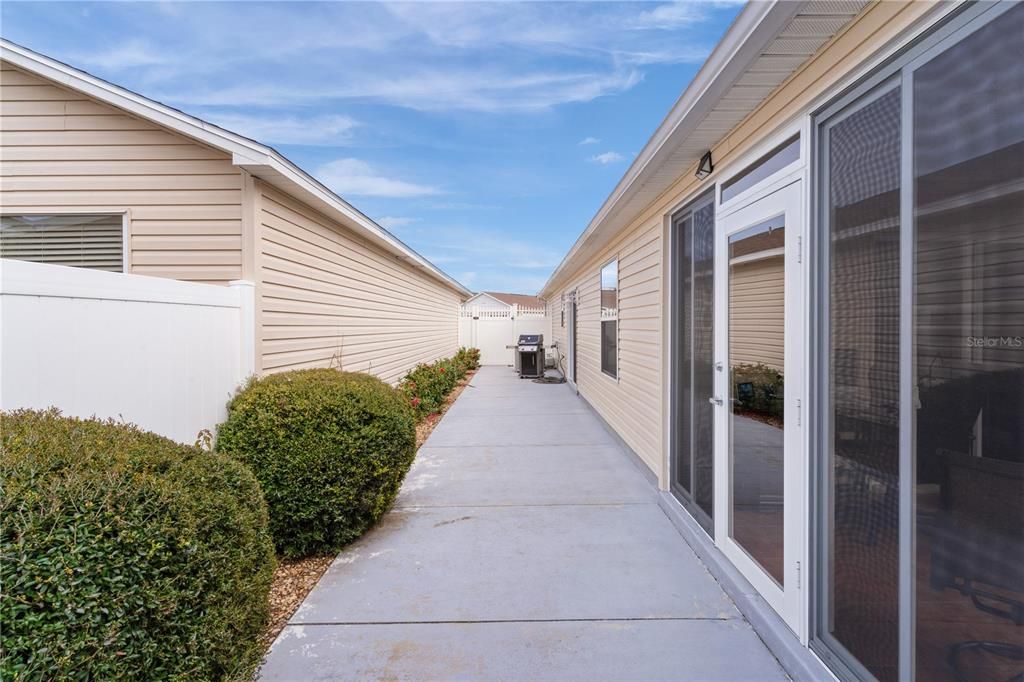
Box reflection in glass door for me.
[670,193,716,535]
[911,6,1024,680]
[716,179,804,633]
[728,215,787,586]
[820,83,903,682]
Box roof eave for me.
[539,0,804,297]
[0,39,472,299]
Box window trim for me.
[0,210,129,273]
[719,133,801,206]
[599,256,619,380]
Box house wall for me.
[544,1,936,484]
[729,255,784,371]
[256,183,461,383]
[548,295,568,374]
[0,62,245,285]
[553,223,663,474]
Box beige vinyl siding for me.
[0,62,243,284]
[730,255,784,370]
[558,222,664,474]
[545,2,937,484]
[257,184,460,383]
[548,295,568,375]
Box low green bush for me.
[454,347,481,373]
[0,409,275,681]
[216,369,416,559]
[399,349,478,420]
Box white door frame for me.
[565,291,577,389]
[713,177,806,635]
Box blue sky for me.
[2,1,742,294]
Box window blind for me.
[0,214,124,271]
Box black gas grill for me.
[516,334,545,379]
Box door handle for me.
[709,396,724,406]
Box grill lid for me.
[517,334,543,346]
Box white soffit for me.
[541,0,867,296]
[0,39,472,298]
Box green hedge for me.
[216,369,416,559]
[0,409,275,681]
[454,347,481,373]
[400,348,479,420]
[732,363,784,420]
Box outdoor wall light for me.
[695,151,714,180]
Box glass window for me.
[670,195,716,533]
[600,259,618,378]
[0,214,124,272]
[912,5,1024,680]
[721,135,800,204]
[824,86,902,682]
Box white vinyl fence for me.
[459,304,550,366]
[0,259,255,444]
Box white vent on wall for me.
[0,214,124,272]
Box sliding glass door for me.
[815,3,1023,679]
[819,81,903,682]
[670,193,716,535]
[911,6,1024,680]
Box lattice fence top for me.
[460,304,547,318]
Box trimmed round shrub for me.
[0,409,275,681]
[216,369,417,559]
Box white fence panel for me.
[458,304,551,366]
[0,259,254,444]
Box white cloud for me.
[589,151,625,165]
[315,159,441,198]
[633,3,706,30]
[201,113,357,146]
[159,68,643,113]
[426,201,501,211]
[578,136,600,146]
[76,40,167,70]
[377,216,418,230]
[63,1,720,115]
[402,224,562,270]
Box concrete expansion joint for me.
[288,616,739,627]
[393,502,656,510]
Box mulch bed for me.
[260,369,478,649]
[415,369,476,448]
[260,555,334,648]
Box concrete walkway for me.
[259,367,788,681]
